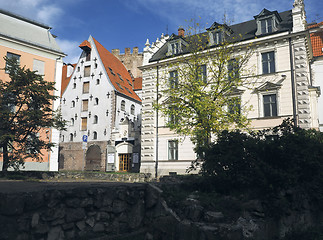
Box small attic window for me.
[125,87,132,94]
[116,82,124,90]
[126,79,132,86]
[85,51,91,61]
[108,67,115,76]
[117,73,124,81]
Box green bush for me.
[200,119,323,202]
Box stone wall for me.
[0,182,165,240]
[111,48,143,79]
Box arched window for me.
[69,133,73,142]
[121,100,125,111]
[96,79,100,85]
[94,98,99,105]
[93,131,97,140]
[93,115,98,124]
[70,118,74,126]
[131,104,135,115]
[71,100,75,108]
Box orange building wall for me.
[0,45,57,164]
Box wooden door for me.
[119,154,131,172]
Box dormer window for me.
[254,9,282,36]
[261,18,273,34]
[213,32,223,45]
[166,34,188,56]
[171,42,179,54]
[207,22,233,46]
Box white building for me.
[309,22,323,131]
[59,36,141,172]
[139,0,320,176]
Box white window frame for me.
[168,140,178,161]
[258,90,280,118]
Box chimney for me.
[178,27,185,37]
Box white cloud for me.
[37,5,63,26]
[0,0,63,27]
[56,39,81,64]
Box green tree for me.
[0,58,66,171]
[157,22,254,162]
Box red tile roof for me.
[92,37,141,102]
[134,77,142,90]
[61,64,75,97]
[79,40,91,50]
[309,22,323,58]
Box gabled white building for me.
[309,21,323,131]
[139,0,320,176]
[59,36,141,172]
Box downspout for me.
[289,34,298,127]
[155,63,159,179]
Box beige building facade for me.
[139,0,320,176]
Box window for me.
[70,118,74,126]
[94,98,99,105]
[197,65,207,83]
[169,71,178,89]
[33,59,45,75]
[82,99,89,111]
[93,131,98,140]
[131,104,135,115]
[73,83,76,89]
[84,66,91,77]
[85,51,91,61]
[69,133,74,142]
[94,63,98,69]
[213,31,223,45]
[77,66,80,72]
[168,107,178,125]
[168,140,178,160]
[261,18,273,34]
[171,42,180,54]
[6,52,20,73]
[96,79,100,85]
[262,52,275,74]
[263,94,277,117]
[228,59,239,81]
[83,82,90,93]
[93,115,98,124]
[121,100,125,111]
[81,117,87,131]
[228,97,241,115]
[71,101,75,108]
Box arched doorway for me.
[85,145,101,171]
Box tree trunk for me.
[2,142,9,172]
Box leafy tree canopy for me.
[156,22,255,157]
[0,58,66,171]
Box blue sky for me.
[1,0,322,63]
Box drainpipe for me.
[289,34,297,127]
[155,63,159,179]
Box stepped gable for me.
[92,37,141,102]
[309,21,323,57]
[61,63,76,97]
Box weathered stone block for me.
[66,208,86,222]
